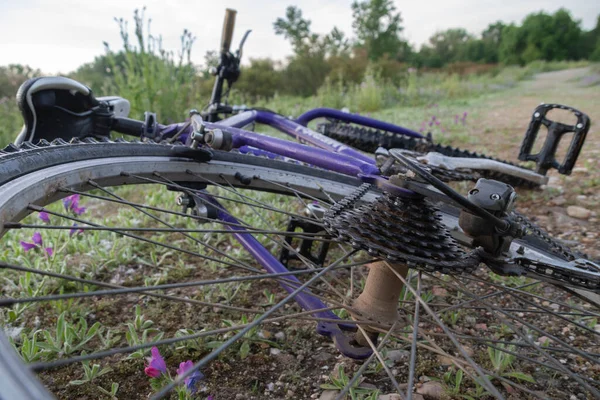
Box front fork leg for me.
[351,261,409,346]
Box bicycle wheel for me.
[319,121,540,188]
[0,140,597,400]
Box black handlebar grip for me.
[111,117,144,137]
[220,9,237,54]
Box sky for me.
[0,0,598,74]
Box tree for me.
[0,64,41,98]
[235,58,282,99]
[479,22,506,63]
[427,28,473,63]
[351,0,406,61]
[323,27,351,57]
[273,6,312,54]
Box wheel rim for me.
[0,154,598,399]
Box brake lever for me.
[236,30,252,61]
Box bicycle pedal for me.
[279,204,330,269]
[518,104,590,175]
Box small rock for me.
[464,316,476,326]
[379,394,405,400]
[436,355,454,366]
[267,382,275,391]
[275,331,286,341]
[270,348,282,356]
[567,206,591,220]
[463,346,475,357]
[550,196,567,206]
[286,390,295,397]
[259,330,273,339]
[314,352,334,363]
[594,324,600,333]
[538,336,551,345]
[4,326,23,341]
[432,286,448,297]
[572,167,588,174]
[319,390,338,400]
[416,380,444,400]
[387,349,410,363]
[475,323,487,331]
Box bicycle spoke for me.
[150,249,357,399]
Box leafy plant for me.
[125,305,164,358]
[37,312,102,358]
[487,345,535,388]
[321,365,380,399]
[69,356,113,385]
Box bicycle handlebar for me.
[220,8,237,54]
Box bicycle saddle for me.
[15,76,130,145]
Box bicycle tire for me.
[0,140,598,399]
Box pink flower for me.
[144,347,167,378]
[177,360,204,393]
[144,366,161,378]
[20,232,53,257]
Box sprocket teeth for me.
[324,193,480,273]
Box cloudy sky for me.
[0,0,598,74]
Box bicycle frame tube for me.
[205,121,380,176]
[295,107,425,139]
[198,194,372,359]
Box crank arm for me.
[418,152,548,186]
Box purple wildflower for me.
[32,232,43,246]
[69,224,84,237]
[177,360,204,394]
[20,232,53,257]
[63,194,86,215]
[20,241,37,251]
[144,347,167,378]
[38,212,50,223]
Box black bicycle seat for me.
[15,76,130,145]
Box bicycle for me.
[1,8,598,400]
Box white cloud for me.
[0,0,597,73]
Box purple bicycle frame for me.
[157,108,420,358]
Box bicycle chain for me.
[513,211,580,261]
[382,150,477,183]
[319,122,539,188]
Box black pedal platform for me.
[518,104,590,175]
